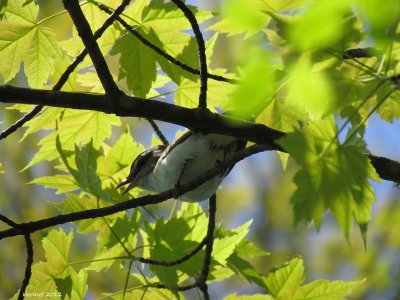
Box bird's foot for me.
[173,183,182,199]
[215,160,226,177]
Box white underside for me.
[137,133,238,202]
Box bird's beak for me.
[116,177,138,195]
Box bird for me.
[116,130,246,202]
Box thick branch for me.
[0,85,399,183]
[0,85,284,146]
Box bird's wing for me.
[160,130,193,160]
[225,138,247,176]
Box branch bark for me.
[0,85,399,184]
[0,145,270,240]
[62,0,123,98]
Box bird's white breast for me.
[148,133,238,202]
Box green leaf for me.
[226,48,275,118]
[265,0,308,11]
[140,203,226,288]
[56,138,114,202]
[257,97,307,132]
[228,254,268,289]
[0,162,4,173]
[287,55,335,119]
[11,263,58,299]
[31,174,78,194]
[294,278,365,300]
[24,109,120,169]
[0,0,7,19]
[141,0,213,33]
[264,257,363,300]
[288,0,351,51]
[213,220,252,265]
[87,211,139,272]
[111,30,157,97]
[208,0,271,38]
[97,127,145,187]
[354,0,400,47]
[57,268,88,300]
[52,194,121,235]
[173,33,237,108]
[235,240,270,258]
[23,131,60,170]
[224,293,273,300]
[376,93,400,123]
[278,117,380,239]
[57,109,121,150]
[147,216,195,288]
[21,108,64,141]
[130,0,213,83]
[265,257,305,299]
[0,0,61,87]
[85,243,127,272]
[174,74,236,109]
[42,228,73,278]
[110,288,181,300]
[59,0,119,64]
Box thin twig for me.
[18,234,33,300]
[0,213,20,228]
[196,194,216,300]
[170,0,208,108]
[0,106,44,141]
[343,47,378,59]
[94,1,235,83]
[146,118,169,145]
[137,231,207,266]
[148,194,216,299]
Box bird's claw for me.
[173,184,182,199]
[215,160,226,177]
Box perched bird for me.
[116,130,246,202]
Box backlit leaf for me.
[278,117,380,239]
[0,0,61,87]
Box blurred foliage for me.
[0,0,399,299]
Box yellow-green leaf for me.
[0,0,61,87]
[278,117,380,240]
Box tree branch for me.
[145,195,216,299]
[0,145,269,240]
[0,85,399,184]
[137,236,206,266]
[0,85,283,144]
[18,234,33,300]
[62,0,123,98]
[0,0,131,141]
[343,47,378,59]
[170,0,208,109]
[94,1,234,83]
[197,194,216,300]
[0,213,20,228]
[146,118,169,146]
